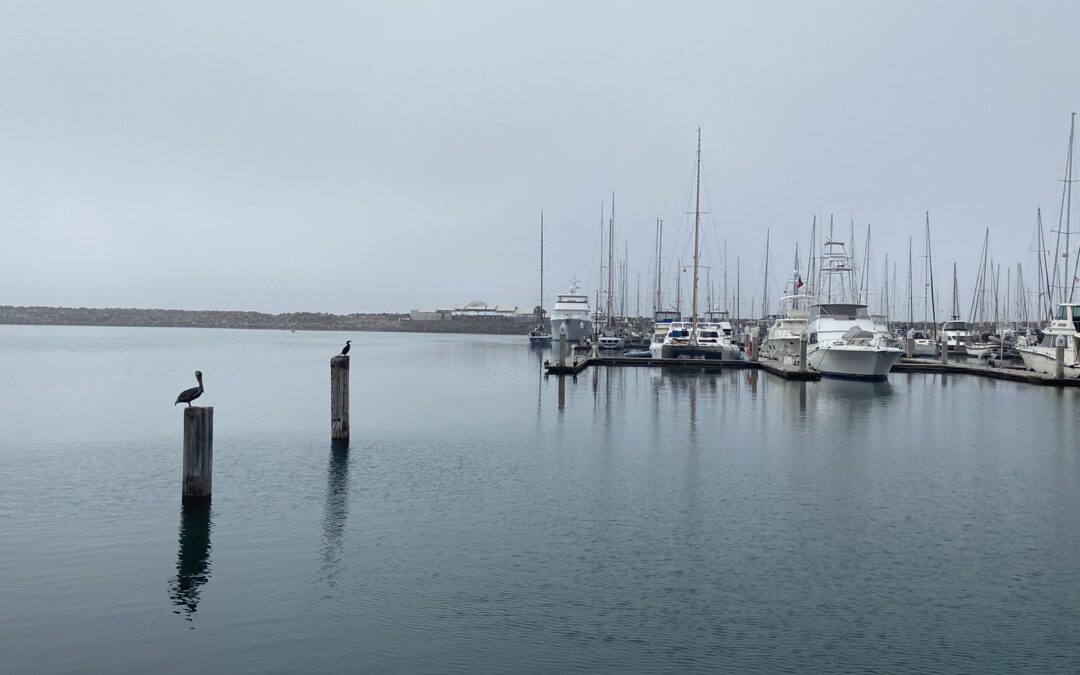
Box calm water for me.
[2,325,1079,673]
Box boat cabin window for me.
[943,321,968,331]
[815,304,867,319]
[1054,305,1080,321]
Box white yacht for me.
[940,319,972,353]
[761,280,814,364]
[805,239,902,380]
[549,280,594,343]
[1017,303,1080,376]
[910,330,938,357]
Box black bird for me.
[340,340,351,356]
[174,371,205,407]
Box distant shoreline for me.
[0,306,539,335]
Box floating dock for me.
[545,354,1080,387]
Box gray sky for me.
[2,1,1078,318]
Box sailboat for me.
[598,196,626,350]
[650,129,740,361]
[528,211,553,345]
[940,262,971,352]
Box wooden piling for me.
[331,355,350,441]
[749,335,758,363]
[558,328,567,368]
[940,336,949,364]
[1055,339,1065,380]
[906,329,914,359]
[182,406,213,501]
[799,335,808,372]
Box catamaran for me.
[650,129,740,361]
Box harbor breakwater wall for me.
[0,306,541,335]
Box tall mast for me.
[951,262,960,321]
[736,257,741,325]
[926,212,938,333]
[723,238,729,314]
[762,229,770,318]
[655,218,663,316]
[607,193,615,329]
[907,236,914,325]
[1064,112,1076,302]
[690,127,702,344]
[539,211,545,320]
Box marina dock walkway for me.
[545,354,1080,387]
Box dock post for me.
[940,335,949,365]
[1055,335,1066,379]
[749,335,758,363]
[591,340,598,358]
[799,334,807,372]
[182,406,213,501]
[906,328,914,359]
[558,325,567,368]
[331,355,350,441]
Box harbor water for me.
[2,325,1079,673]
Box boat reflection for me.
[169,500,212,623]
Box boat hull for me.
[807,346,902,381]
[1017,346,1080,377]
[654,343,741,361]
[550,317,593,343]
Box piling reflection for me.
[321,440,351,587]
[557,375,566,411]
[169,500,212,623]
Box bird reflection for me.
[169,500,212,624]
[321,440,350,587]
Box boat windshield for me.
[1054,305,1080,321]
[943,321,968,331]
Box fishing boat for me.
[805,238,902,380]
[528,211,553,346]
[1017,303,1080,376]
[761,271,814,364]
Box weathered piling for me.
[940,336,949,365]
[558,327,567,368]
[799,335,808,372]
[1055,336,1066,380]
[749,335,758,363]
[906,329,915,359]
[331,355,350,441]
[182,406,213,501]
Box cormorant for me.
[341,340,351,356]
[174,371,204,407]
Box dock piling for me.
[940,336,949,365]
[182,406,213,501]
[331,355,350,441]
[558,326,567,368]
[749,335,758,363]
[1055,336,1066,380]
[906,329,914,359]
[799,334,808,372]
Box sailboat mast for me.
[607,193,615,329]
[762,229,770,318]
[690,127,702,344]
[655,218,663,316]
[907,237,914,325]
[539,211,544,320]
[926,212,937,334]
[952,262,960,320]
[1064,112,1076,302]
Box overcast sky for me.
[2,1,1079,317]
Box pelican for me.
[174,371,204,407]
[340,340,351,356]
